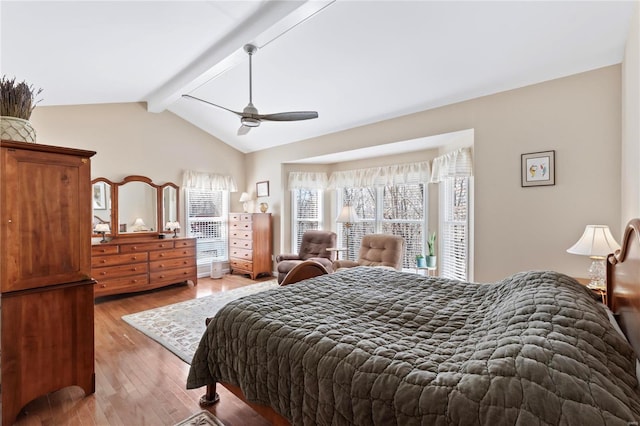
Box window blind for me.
[440,177,469,281]
[292,189,323,253]
[185,188,229,277]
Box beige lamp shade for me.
[94,223,110,233]
[567,225,620,259]
[336,205,359,223]
[239,192,251,202]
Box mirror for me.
[92,175,179,238]
[91,178,114,236]
[162,183,179,228]
[117,177,158,234]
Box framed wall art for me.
[521,150,555,187]
[256,180,270,197]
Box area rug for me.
[122,280,279,363]
[174,410,225,426]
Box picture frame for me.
[92,181,107,209]
[256,180,270,197]
[521,150,555,187]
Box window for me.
[440,177,469,281]
[340,183,426,268]
[292,189,323,252]
[185,188,229,277]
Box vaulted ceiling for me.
[1,1,635,153]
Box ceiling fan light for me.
[241,117,261,127]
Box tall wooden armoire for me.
[0,140,96,426]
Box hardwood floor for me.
[11,275,277,426]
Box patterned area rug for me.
[174,410,225,426]
[122,280,279,363]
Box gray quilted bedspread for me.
[187,268,640,425]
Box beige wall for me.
[29,102,246,229]
[622,1,640,227]
[27,66,625,283]
[248,66,622,282]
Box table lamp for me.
[94,223,110,243]
[166,221,181,238]
[567,225,620,290]
[239,192,251,213]
[336,205,359,260]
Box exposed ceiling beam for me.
[146,0,334,113]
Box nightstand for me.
[575,277,607,305]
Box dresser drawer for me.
[148,247,196,261]
[230,258,252,272]
[150,267,197,285]
[230,238,253,250]
[229,221,252,232]
[229,247,252,261]
[120,241,174,253]
[230,230,252,240]
[94,274,149,297]
[149,257,194,272]
[93,263,149,280]
[91,252,148,268]
[174,238,196,248]
[91,245,119,256]
[229,213,253,222]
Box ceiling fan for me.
[183,44,319,136]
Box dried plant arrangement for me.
[0,76,43,120]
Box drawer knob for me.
[160,253,165,257]
[100,259,107,264]
[100,272,106,275]
[160,275,165,278]
[100,284,106,288]
[132,246,137,250]
[132,279,138,283]
[132,267,137,271]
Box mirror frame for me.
[92,175,180,238]
[91,177,115,237]
[160,182,180,228]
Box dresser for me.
[91,237,197,297]
[229,213,272,279]
[1,140,96,426]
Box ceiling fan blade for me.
[259,111,319,122]
[182,94,242,117]
[237,124,251,136]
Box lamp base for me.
[99,232,108,243]
[586,257,606,290]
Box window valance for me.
[182,170,238,191]
[430,147,473,183]
[328,161,431,189]
[288,172,329,190]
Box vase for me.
[259,202,268,213]
[416,257,426,268]
[0,116,36,143]
[426,255,437,268]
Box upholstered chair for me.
[276,230,337,284]
[333,234,405,271]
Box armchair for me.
[276,230,337,283]
[333,234,404,271]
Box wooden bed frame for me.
[607,218,640,358]
[199,220,640,425]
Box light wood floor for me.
[13,275,277,426]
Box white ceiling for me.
[1,1,635,154]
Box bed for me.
[187,219,640,425]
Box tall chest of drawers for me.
[229,213,272,279]
[91,237,197,297]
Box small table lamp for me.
[239,192,251,213]
[567,225,620,290]
[94,223,110,243]
[132,217,147,232]
[336,205,359,260]
[166,221,181,238]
